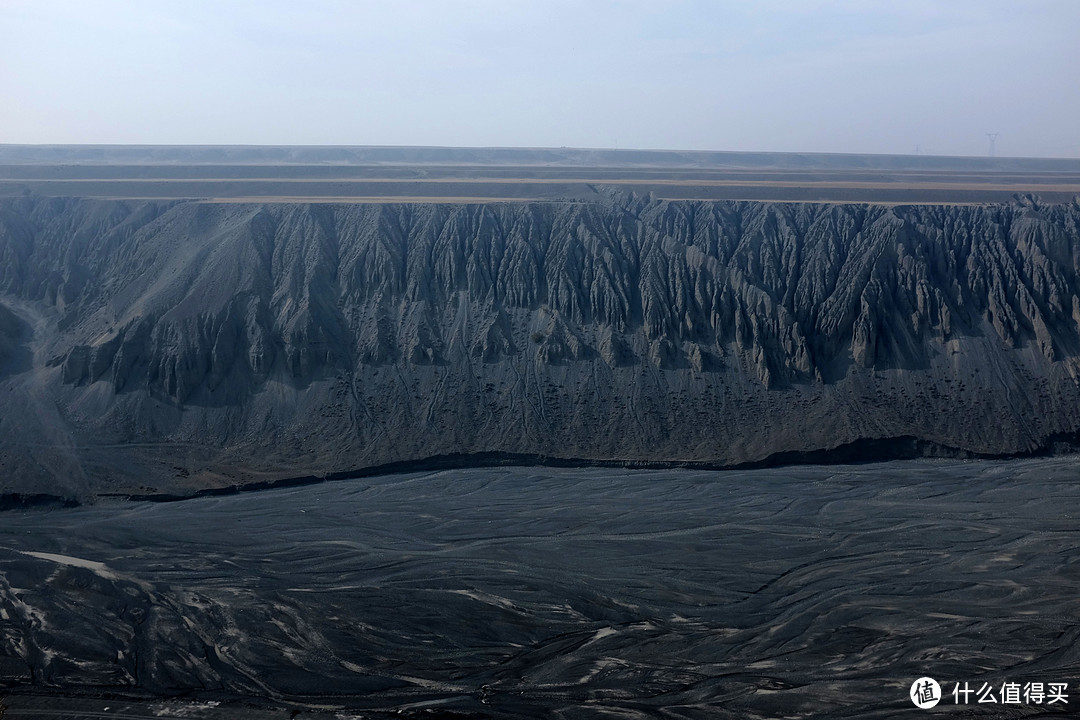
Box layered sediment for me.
[2,193,1080,499]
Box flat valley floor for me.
[3,146,1080,204]
[2,458,1080,718]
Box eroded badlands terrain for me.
[2,189,1080,499]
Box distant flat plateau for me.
[2,145,1079,204]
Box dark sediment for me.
[2,458,1079,718]
[3,193,1080,499]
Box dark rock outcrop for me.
[2,194,1080,499]
[0,302,30,377]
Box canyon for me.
[1,173,1080,499]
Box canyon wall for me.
[2,194,1080,499]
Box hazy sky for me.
[2,0,1078,157]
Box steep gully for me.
[1,192,1080,500]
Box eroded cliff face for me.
[2,194,1080,498]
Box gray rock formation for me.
[2,194,1080,499]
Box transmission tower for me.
[986,133,999,157]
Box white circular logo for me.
[910,677,941,708]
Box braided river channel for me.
[2,458,1080,718]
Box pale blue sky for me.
[2,0,1078,157]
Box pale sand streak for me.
[20,550,121,581]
